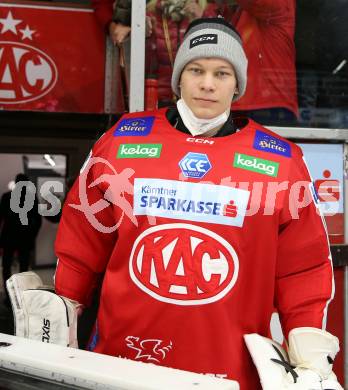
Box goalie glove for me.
[244,327,343,390]
[6,271,82,348]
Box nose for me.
[199,73,216,92]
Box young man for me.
[53,18,341,389]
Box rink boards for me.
[0,333,239,390]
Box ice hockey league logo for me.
[0,11,58,104]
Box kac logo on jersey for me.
[179,152,212,179]
[253,130,291,157]
[129,223,239,305]
[113,116,154,137]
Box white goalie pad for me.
[6,271,79,348]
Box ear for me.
[234,87,239,95]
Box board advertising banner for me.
[0,2,105,113]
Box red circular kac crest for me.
[129,223,239,305]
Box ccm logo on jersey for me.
[190,34,218,48]
[134,178,250,227]
[129,223,239,305]
[186,137,214,145]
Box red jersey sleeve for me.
[54,138,119,306]
[274,146,334,338]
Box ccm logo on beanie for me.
[190,34,218,48]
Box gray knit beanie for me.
[171,17,248,102]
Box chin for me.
[192,107,218,120]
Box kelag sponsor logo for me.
[134,178,250,227]
[253,130,291,157]
[117,143,162,158]
[129,223,239,305]
[233,153,279,177]
[113,117,154,137]
[179,152,212,179]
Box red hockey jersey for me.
[55,108,333,389]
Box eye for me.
[216,71,230,78]
[188,67,202,75]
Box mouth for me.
[194,98,217,103]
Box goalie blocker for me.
[244,327,343,390]
[6,271,81,348]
